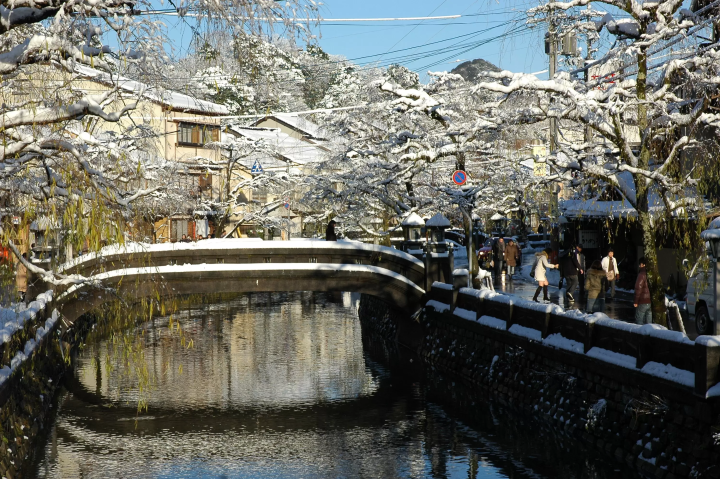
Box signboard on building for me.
[533,161,549,177]
[532,145,548,177]
[579,230,600,249]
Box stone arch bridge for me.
[50,240,425,322]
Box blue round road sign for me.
[284,202,290,209]
[452,170,467,185]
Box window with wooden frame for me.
[177,122,220,146]
[198,172,213,197]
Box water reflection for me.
[32,292,638,479]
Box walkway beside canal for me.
[485,252,698,338]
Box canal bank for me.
[29,292,641,478]
[358,290,720,479]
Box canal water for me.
[31,292,639,478]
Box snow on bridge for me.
[51,239,426,321]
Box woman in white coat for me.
[533,248,559,302]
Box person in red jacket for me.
[634,257,652,324]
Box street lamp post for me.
[701,218,720,335]
[370,218,383,245]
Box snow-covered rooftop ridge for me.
[260,114,327,139]
[229,126,328,166]
[75,65,229,115]
[426,213,451,228]
[59,239,424,272]
[401,212,425,226]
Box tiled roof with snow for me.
[229,126,328,167]
[75,65,229,115]
[256,114,328,139]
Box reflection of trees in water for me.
[34,292,639,479]
[76,292,377,410]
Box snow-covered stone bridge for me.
[50,240,425,322]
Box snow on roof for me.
[258,114,327,139]
[75,65,229,115]
[490,213,507,221]
[426,213,451,228]
[401,212,425,226]
[560,198,637,219]
[229,126,327,167]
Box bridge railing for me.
[55,240,425,289]
[426,283,720,399]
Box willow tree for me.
[466,0,720,323]
[0,0,318,286]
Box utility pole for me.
[548,4,558,153]
[584,5,593,153]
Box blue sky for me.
[157,0,549,81]
[312,0,548,79]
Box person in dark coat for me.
[634,257,652,324]
[325,220,337,241]
[577,245,586,300]
[492,238,505,283]
[560,245,584,303]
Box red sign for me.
[452,170,468,186]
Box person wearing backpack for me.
[585,260,606,313]
[532,248,558,302]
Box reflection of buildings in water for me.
[77,292,378,410]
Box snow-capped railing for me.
[34,239,426,303]
[0,292,59,394]
[425,284,720,398]
[56,239,423,285]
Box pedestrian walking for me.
[634,257,652,324]
[585,260,606,313]
[325,220,337,241]
[504,239,520,277]
[561,245,584,303]
[577,245,586,301]
[601,249,620,299]
[531,248,558,302]
[492,237,506,283]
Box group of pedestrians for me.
[530,245,652,325]
[491,237,520,282]
[179,234,212,242]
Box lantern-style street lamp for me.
[700,217,720,335]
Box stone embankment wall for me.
[360,285,720,479]
[0,295,94,479]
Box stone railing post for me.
[584,317,596,354]
[424,242,431,292]
[695,336,720,396]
